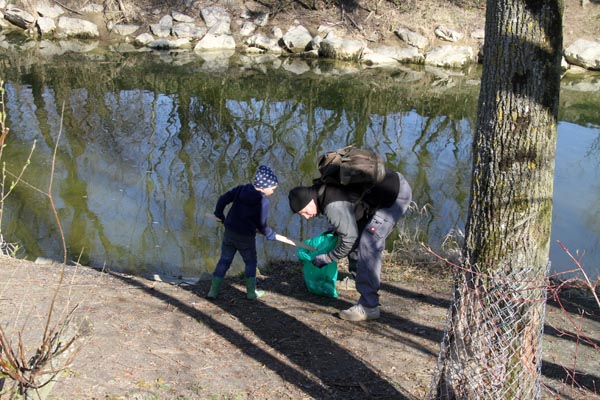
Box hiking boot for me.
[336,276,356,291]
[339,304,380,321]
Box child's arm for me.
[257,197,275,239]
[214,186,238,221]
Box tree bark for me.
[433,1,563,399]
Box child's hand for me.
[266,231,276,240]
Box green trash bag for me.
[297,232,338,298]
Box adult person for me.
[288,168,412,321]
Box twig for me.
[345,13,364,33]
[52,0,83,15]
[117,0,129,23]
[558,240,600,308]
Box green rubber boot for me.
[245,277,265,300]
[206,277,223,299]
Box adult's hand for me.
[311,253,331,268]
[323,227,336,235]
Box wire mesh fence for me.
[429,265,550,399]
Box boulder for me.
[172,23,206,39]
[36,2,65,18]
[434,25,463,42]
[57,17,99,39]
[194,33,236,52]
[564,39,600,70]
[246,33,282,53]
[425,45,474,68]
[395,27,429,50]
[4,7,35,30]
[201,6,230,28]
[282,25,313,53]
[319,34,365,62]
[36,16,56,36]
[362,45,424,65]
[113,24,140,37]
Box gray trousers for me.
[355,172,412,308]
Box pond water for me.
[1,49,599,280]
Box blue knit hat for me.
[253,165,278,189]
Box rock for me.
[319,34,366,62]
[36,2,65,18]
[564,39,600,70]
[255,12,269,27]
[150,15,173,38]
[395,27,429,50]
[362,45,424,65]
[240,21,257,37]
[425,45,474,68]
[246,33,282,53]
[194,33,236,51]
[201,6,230,28]
[307,35,322,51]
[272,26,283,39]
[172,22,206,39]
[172,11,195,23]
[434,25,463,42]
[37,16,56,36]
[113,24,140,37]
[4,7,35,30]
[207,19,231,36]
[282,24,313,53]
[135,32,155,46]
[57,17,100,39]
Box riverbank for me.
[1,0,599,72]
[1,256,598,399]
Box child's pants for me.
[213,228,258,278]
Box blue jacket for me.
[214,183,273,238]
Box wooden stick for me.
[274,234,316,251]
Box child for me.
[207,165,278,300]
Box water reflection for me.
[1,51,599,279]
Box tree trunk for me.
[433,1,563,399]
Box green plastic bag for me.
[297,232,338,298]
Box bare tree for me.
[432,1,563,399]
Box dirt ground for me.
[0,256,598,400]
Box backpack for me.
[313,145,386,187]
[313,145,386,219]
